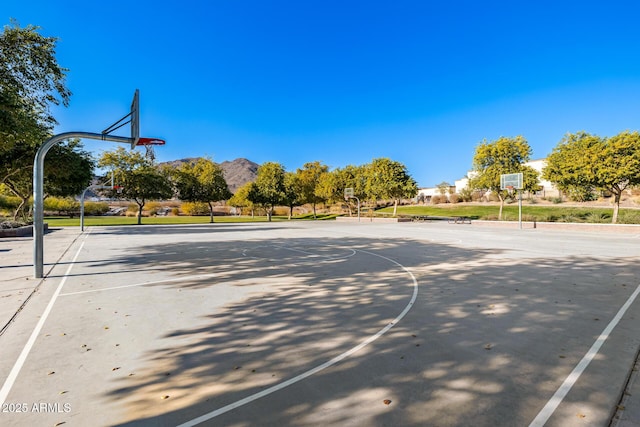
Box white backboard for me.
[500,173,523,190]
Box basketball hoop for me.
[136,137,165,162]
[136,137,166,146]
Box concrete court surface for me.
[0,221,639,427]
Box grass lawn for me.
[377,204,640,224]
[44,213,338,227]
[31,205,640,227]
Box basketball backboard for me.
[344,187,354,199]
[500,173,523,190]
[130,89,140,149]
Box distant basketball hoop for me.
[500,173,523,229]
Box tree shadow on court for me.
[86,223,287,236]
[77,232,640,427]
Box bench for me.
[447,216,471,224]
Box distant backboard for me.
[344,187,354,198]
[130,89,140,149]
[500,173,523,190]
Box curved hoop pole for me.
[33,132,133,278]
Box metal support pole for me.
[347,196,360,222]
[80,187,89,232]
[34,132,133,278]
[519,190,523,229]
[80,184,112,231]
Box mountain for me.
[218,158,259,193]
[160,157,258,193]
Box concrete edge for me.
[335,216,413,223]
[471,220,640,233]
[0,223,48,238]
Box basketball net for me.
[143,145,156,163]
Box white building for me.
[417,159,560,201]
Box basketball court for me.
[1,221,640,426]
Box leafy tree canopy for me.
[0,21,70,153]
[470,136,533,220]
[248,161,286,221]
[365,158,418,216]
[172,158,231,222]
[297,161,329,218]
[543,131,640,223]
[98,147,172,224]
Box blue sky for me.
[4,1,640,187]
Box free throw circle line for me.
[177,248,419,427]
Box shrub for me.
[552,197,564,204]
[170,208,180,216]
[560,214,577,223]
[44,197,79,215]
[431,195,444,204]
[471,191,484,202]
[181,201,210,216]
[488,192,500,202]
[83,201,109,215]
[0,195,20,210]
[145,201,162,216]
[449,194,461,204]
[457,188,473,202]
[618,210,640,224]
[586,211,610,223]
[273,207,289,216]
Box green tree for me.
[316,164,367,217]
[2,139,93,220]
[543,132,599,203]
[470,136,534,220]
[0,21,74,219]
[228,181,255,217]
[173,158,231,223]
[437,181,452,198]
[283,171,303,219]
[596,131,640,222]
[44,139,94,197]
[247,162,286,221]
[297,161,329,218]
[365,158,418,216]
[0,21,70,155]
[98,147,173,224]
[544,131,640,223]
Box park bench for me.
[447,216,471,224]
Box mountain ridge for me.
[159,157,258,193]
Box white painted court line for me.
[241,245,357,262]
[529,284,640,427]
[59,272,225,297]
[60,247,356,297]
[0,231,89,407]
[177,249,418,427]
